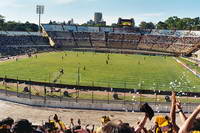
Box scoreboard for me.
[118,18,135,27]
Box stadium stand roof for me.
[42,24,200,37]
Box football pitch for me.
[0,51,199,92]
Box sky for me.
[0,0,200,26]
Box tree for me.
[180,17,193,30]
[111,23,118,27]
[131,18,135,27]
[0,14,5,30]
[160,16,200,30]
[3,21,38,32]
[164,16,180,30]
[139,21,155,29]
[156,21,168,29]
[139,21,147,29]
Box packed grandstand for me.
[1,24,200,56]
[0,31,50,56]
[43,24,200,55]
[42,24,200,56]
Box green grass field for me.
[0,51,200,92]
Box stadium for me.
[0,22,200,132]
[1,1,200,133]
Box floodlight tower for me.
[36,5,44,32]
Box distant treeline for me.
[83,16,200,31]
[0,15,38,32]
[1,14,200,31]
[139,16,200,30]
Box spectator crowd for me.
[0,92,200,133]
[0,34,50,56]
[0,29,199,56]
[46,30,200,55]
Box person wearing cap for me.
[153,92,180,133]
[101,116,111,126]
[53,114,67,131]
[95,116,111,133]
[154,115,173,133]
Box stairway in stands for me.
[186,43,200,56]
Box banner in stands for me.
[63,25,77,32]
[113,27,124,33]
[175,30,189,37]
[190,31,200,36]
[88,27,99,32]
[123,28,136,33]
[7,31,30,36]
[77,26,88,32]
[42,24,52,31]
[53,25,63,31]
[100,27,113,32]
[0,31,8,35]
[29,32,41,36]
[150,29,200,37]
[42,24,63,31]
[151,29,175,36]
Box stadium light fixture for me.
[36,5,44,32]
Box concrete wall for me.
[0,92,197,113]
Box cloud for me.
[0,0,25,8]
[142,13,164,17]
[134,13,165,24]
[87,0,97,2]
[0,0,16,7]
[50,0,96,5]
[51,0,77,4]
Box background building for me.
[94,12,106,26]
[94,12,102,24]
[86,20,95,25]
